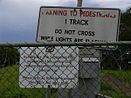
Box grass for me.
[101,81,131,98]
[103,70,131,84]
[0,65,131,98]
[0,65,47,98]
[101,70,131,98]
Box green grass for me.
[101,70,131,98]
[0,65,131,98]
[103,70,131,84]
[101,81,130,98]
[0,65,47,98]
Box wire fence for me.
[0,42,131,98]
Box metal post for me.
[76,0,100,98]
[77,0,83,7]
[58,1,83,97]
[46,85,51,98]
[58,0,100,98]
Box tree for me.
[0,47,19,67]
[119,7,131,41]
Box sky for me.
[0,0,131,42]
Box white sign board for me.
[19,47,79,88]
[36,6,120,43]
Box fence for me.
[0,42,131,98]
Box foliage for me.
[101,45,131,70]
[102,8,131,70]
[119,9,131,41]
[0,47,19,67]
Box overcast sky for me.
[0,0,131,42]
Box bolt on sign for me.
[36,6,120,43]
[19,47,79,88]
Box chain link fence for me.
[0,42,131,98]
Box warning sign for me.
[19,47,79,88]
[36,6,120,43]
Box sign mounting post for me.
[76,0,101,98]
[77,0,83,7]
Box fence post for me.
[46,85,51,98]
